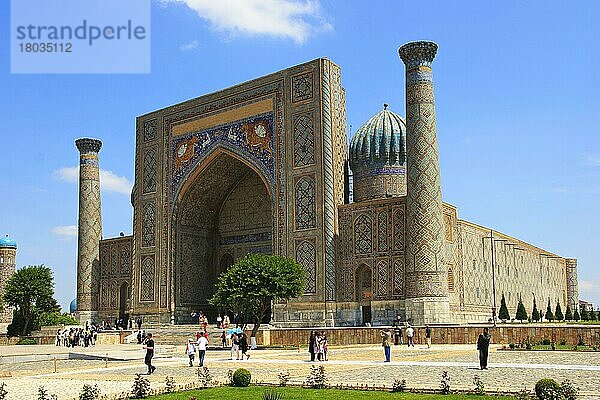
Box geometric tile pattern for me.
[399,42,447,299]
[142,200,156,248]
[377,211,388,253]
[353,213,372,255]
[143,148,157,193]
[144,119,157,142]
[296,240,316,294]
[140,255,155,302]
[376,259,389,296]
[293,113,315,167]
[291,72,313,103]
[295,176,316,230]
[393,257,404,297]
[98,236,133,312]
[392,207,405,252]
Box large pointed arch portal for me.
[173,149,274,322]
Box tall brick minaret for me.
[399,41,450,323]
[75,138,103,323]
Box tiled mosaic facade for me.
[83,47,577,326]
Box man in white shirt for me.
[406,325,415,347]
[197,334,209,367]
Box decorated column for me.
[565,258,579,310]
[399,41,450,323]
[75,138,103,323]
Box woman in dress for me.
[230,332,240,360]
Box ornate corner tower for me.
[0,235,17,325]
[399,41,450,323]
[565,258,579,310]
[75,138,103,323]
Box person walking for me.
[425,324,432,349]
[406,325,415,347]
[477,327,492,370]
[136,316,142,331]
[216,314,222,329]
[380,328,392,362]
[185,339,196,367]
[143,333,156,374]
[322,332,328,361]
[239,333,250,360]
[308,331,316,361]
[220,330,227,348]
[197,332,208,367]
[230,333,240,360]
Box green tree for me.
[545,299,554,322]
[573,307,580,321]
[555,302,564,321]
[532,297,540,322]
[38,311,77,326]
[580,305,589,321]
[564,304,573,321]
[2,265,59,336]
[498,294,510,321]
[210,254,305,337]
[515,297,528,322]
[589,308,597,321]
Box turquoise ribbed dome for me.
[350,105,406,171]
[69,298,77,314]
[0,235,17,249]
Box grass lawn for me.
[150,387,513,399]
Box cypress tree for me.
[565,304,573,321]
[580,305,589,321]
[589,308,597,321]
[573,307,580,321]
[555,302,564,321]
[532,298,540,322]
[516,297,528,322]
[499,293,510,321]
[545,299,554,322]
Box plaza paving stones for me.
[0,344,598,399]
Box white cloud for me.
[51,225,78,237]
[180,40,199,51]
[54,166,133,195]
[162,0,332,44]
[579,280,600,301]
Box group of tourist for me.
[184,332,209,367]
[55,326,98,347]
[308,331,328,361]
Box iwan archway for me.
[173,149,274,323]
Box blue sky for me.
[1,0,599,310]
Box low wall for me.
[262,324,600,347]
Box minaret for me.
[399,41,450,323]
[75,138,103,323]
[565,258,579,310]
[0,235,17,326]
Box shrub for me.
[580,307,589,321]
[232,368,251,387]
[391,378,407,393]
[197,366,213,388]
[226,369,234,386]
[38,311,78,327]
[262,390,284,400]
[573,308,580,321]
[560,379,578,400]
[277,371,290,387]
[440,371,451,395]
[305,365,327,389]
[473,375,485,395]
[541,338,551,346]
[564,305,573,321]
[577,336,585,347]
[559,339,567,346]
[535,378,560,400]
[37,386,57,400]
[509,342,516,349]
[517,387,534,400]
[532,298,540,322]
[79,384,100,400]
[16,338,36,345]
[545,300,554,322]
[164,376,176,393]
[131,374,150,399]
[0,383,6,400]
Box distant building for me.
[0,235,17,329]
[75,41,579,326]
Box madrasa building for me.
[73,41,579,326]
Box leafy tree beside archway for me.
[2,265,59,336]
[210,254,305,337]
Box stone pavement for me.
[0,344,598,399]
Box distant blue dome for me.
[0,235,17,249]
[70,298,77,314]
